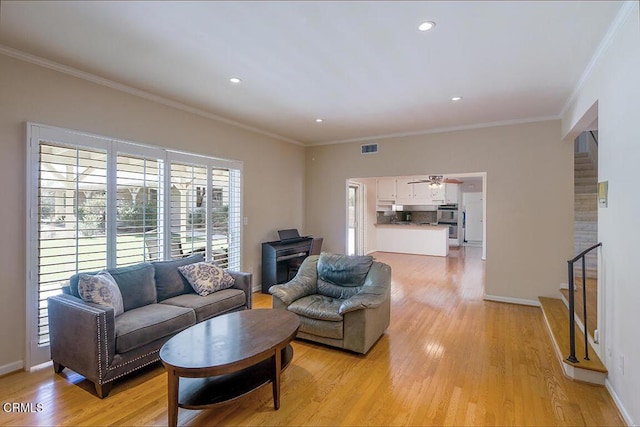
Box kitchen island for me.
[375,223,449,257]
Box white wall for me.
[305,119,574,306]
[0,53,305,372]
[561,2,640,424]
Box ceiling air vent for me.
[361,143,378,154]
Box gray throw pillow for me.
[78,271,125,316]
[178,262,235,296]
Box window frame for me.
[25,123,243,368]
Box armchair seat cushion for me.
[160,289,246,322]
[288,294,344,321]
[298,316,343,340]
[115,304,195,353]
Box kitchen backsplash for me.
[377,210,437,224]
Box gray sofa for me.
[47,253,252,398]
[269,252,391,354]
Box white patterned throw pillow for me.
[78,271,125,316]
[177,262,235,296]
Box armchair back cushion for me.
[317,252,373,299]
[152,253,204,301]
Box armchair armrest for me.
[339,261,391,315]
[269,256,319,306]
[47,293,116,385]
[228,271,253,309]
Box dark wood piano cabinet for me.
[261,237,312,293]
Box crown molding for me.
[560,1,636,117]
[308,115,560,147]
[0,44,304,146]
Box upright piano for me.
[261,236,312,293]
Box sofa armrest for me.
[47,293,116,385]
[229,271,253,309]
[269,256,319,306]
[339,261,391,315]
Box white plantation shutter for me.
[226,168,242,271]
[36,142,108,346]
[169,161,242,270]
[116,153,164,266]
[170,162,208,259]
[27,124,243,367]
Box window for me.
[26,124,243,367]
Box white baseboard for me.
[483,294,541,307]
[605,379,635,426]
[0,360,24,376]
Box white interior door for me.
[465,195,483,242]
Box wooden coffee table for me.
[159,309,300,427]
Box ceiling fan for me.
[408,175,463,187]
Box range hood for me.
[398,205,438,211]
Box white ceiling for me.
[0,1,623,145]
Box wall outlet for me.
[243,217,248,225]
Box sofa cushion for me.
[107,263,157,311]
[153,254,205,301]
[160,289,246,322]
[115,303,195,353]
[288,294,344,322]
[178,262,235,296]
[77,271,124,316]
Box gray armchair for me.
[269,252,391,354]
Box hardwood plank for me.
[0,247,624,426]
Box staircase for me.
[537,144,606,386]
[539,297,606,385]
[573,152,598,279]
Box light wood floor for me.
[0,247,625,426]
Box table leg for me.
[166,368,179,427]
[272,347,282,410]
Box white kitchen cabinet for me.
[445,183,460,204]
[376,178,396,202]
[395,178,414,204]
[412,180,432,204]
[396,177,432,204]
[430,186,446,204]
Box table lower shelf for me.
[178,344,294,409]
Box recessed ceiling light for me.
[315,118,324,123]
[229,77,241,84]
[418,21,436,32]
[451,96,462,101]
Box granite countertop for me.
[374,222,449,230]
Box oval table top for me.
[160,308,300,373]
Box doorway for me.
[347,181,364,255]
